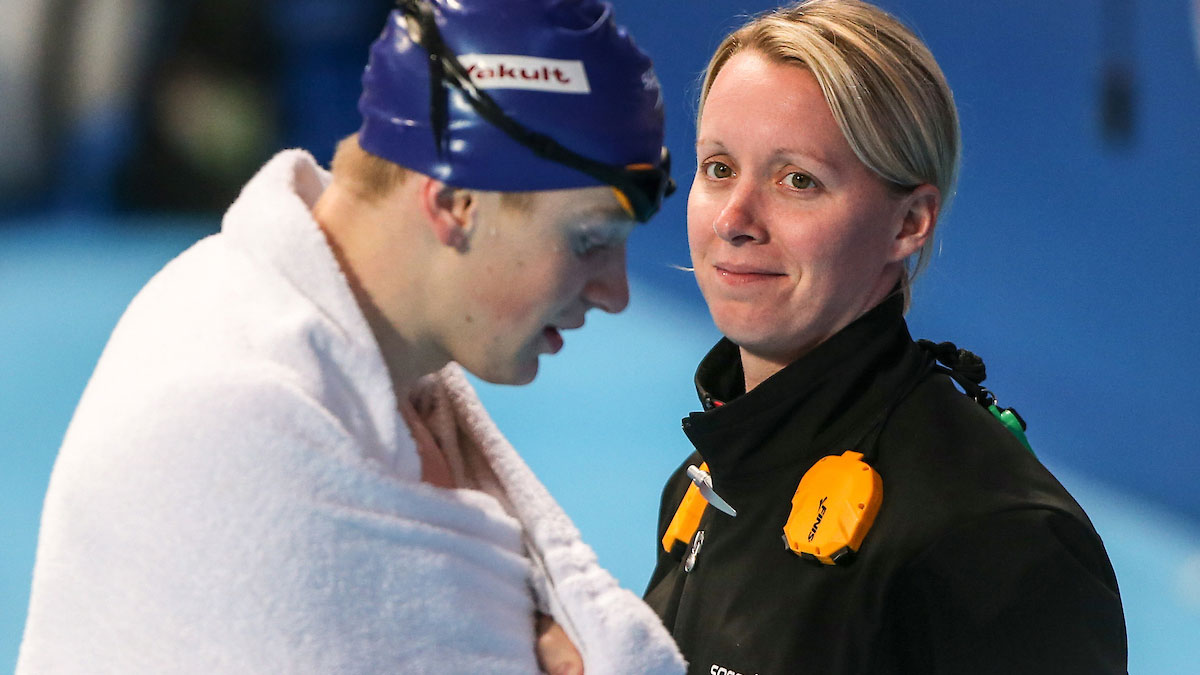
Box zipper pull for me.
[686,465,737,517]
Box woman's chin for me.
[712,314,788,351]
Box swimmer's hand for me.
[536,613,583,675]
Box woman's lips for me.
[713,263,785,285]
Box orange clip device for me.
[661,463,710,553]
[782,451,883,565]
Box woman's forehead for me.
[698,54,854,169]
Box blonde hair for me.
[700,0,960,305]
[330,133,534,210]
[330,133,412,202]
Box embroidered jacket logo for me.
[459,54,591,94]
[710,664,756,675]
[807,496,828,542]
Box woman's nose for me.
[712,185,766,244]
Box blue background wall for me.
[4,0,1199,671]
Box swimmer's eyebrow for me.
[569,203,637,227]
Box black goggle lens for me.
[615,147,674,222]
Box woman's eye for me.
[703,162,733,179]
[784,172,816,190]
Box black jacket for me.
[644,298,1127,675]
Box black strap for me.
[916,339,998,408]
[839,339,999,462]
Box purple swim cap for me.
[357,0,671,220]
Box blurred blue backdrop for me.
[3,0,1199,672]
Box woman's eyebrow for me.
[770,146,835,171]
[694,138,835,169]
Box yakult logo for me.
[459,54,591,94]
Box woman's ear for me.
[891,183,940,262]
[417,177,476,251]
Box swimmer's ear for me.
[418,177,476,252]
[890,183,939,262]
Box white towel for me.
[17,150,685,674]
[432,363,687,673]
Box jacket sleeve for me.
[887,507,1128,675]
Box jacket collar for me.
[683,295,925,482]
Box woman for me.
[643,1,1127,673]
